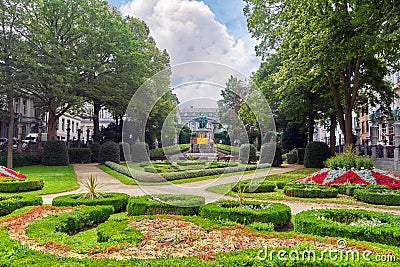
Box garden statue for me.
[393,107,400,123]
[370,111,377,124]
[194,113,208,129]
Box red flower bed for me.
[301,171,328,184]
[325,171,370,186]
[372,171,400,189]
[0,166,26,179]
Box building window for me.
[15,98,20,114]
[23,99,27,115]
[72,121,74,132]
[362,122,365,134]
[62,118,65,131]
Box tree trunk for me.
[329,114,336,156]
[93,101,101,142]
[118,115,123,142]
[308,113,315,143]
[47,97,58,140]
[7,90,14,169]
[344,107,353,145]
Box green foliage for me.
[99,141,120,164]
[131,142,149,162]
[89,142,101,163]
[215,144,240,155]
[275,181,287,189]
[239,144,257,164]
[96,218,143,244]
[214,131,231,145]
[176,160,206,166]
[294,208,400,246]
[325,151,374,170]
[272,144,283,167]
[304,142,330,168]
[127,194,205,216]
[283,184,338,198]
[259,143,281,166]
[52,193,129,212]
[330,184,365,196]
[200,200,291,228]
[0,154,41,167]
[296,148,306,164]
[119,142,130,162]
[232,180,276,193]
[248,221,274,233]
[148,144,190,158]
[0,179,44,193]
[42,140,69,166]
[68,148,91,164]
[80,175,104,200]
[286,151,298,164]
[353,188,400,206]
[281,122,307,150]
[0,195,42,216]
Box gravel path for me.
[41,163,400,215]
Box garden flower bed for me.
[0,166,43,193]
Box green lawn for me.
[4,165,80,196]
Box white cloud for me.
[120,0,260,103]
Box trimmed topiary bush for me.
[119,142,131,162]
[96,217,143,244]
[304,142,330,168]
[200,200,291,228]
[275,181,287,189]
[294,208,400,246]
[239,144,257,164]
[283,183,338,198]
[127,194,205,216]
[0,153,41,167]
[42,140,69,166]
[99,141,120,164]
[272,144,283,167]
[0,195,42,216]
[68,148,91,164]
[353,188,400,205]
[52,192,129,212]
[296,148,306,164]
[89,142,101,163]
[232,180,276,193]
[0,179,44,192]
[286,151,298,164]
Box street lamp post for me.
[17,113,23,153]
[86,129,90,147]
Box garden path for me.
[42,164,400,215]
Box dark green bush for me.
[0,153,41,167]
[0,195,42,216]
[68,148,91,164]
[176,160,206,166]
[52,192,129,212]
[275,181,287,189]
[119,142,131,161]
[296,148,306,164]
[272,144,283,167]
[42,140,69,166]
[96,218,144,244]
[239,144,257,164]
[330,184,366,196]
[304,142,330,168]
[259,143,273,164]
[89,142,101,163]
[127,194,205,216]
[325,155,374,170]
[232,180,276,193]
[294,208,400,246]
[99,141,120,164]
[286,151,298,164]
[353,188,400,205]
[0,179,44,192]
[200,200,291,228]
[283,183,338,198]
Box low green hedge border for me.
[294,208,400,246]
[353,188,400,206]
[52,193,129,212]
[176,160,206,166]
[232,180,276,193]
[0,195,43,216]
[199,200,291,228]
[127,194,205,216]
[0,179,44,193]
[68,148,92,164]
[283,184,338,198]
[96,217,144,244]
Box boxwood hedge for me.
[353,188,400,205]
[0,195,42,216]
[199,200,291,228]
[96,217,143,244]
[0,179,44,192]
[295,208,400,246]
[127,194,205,216]
[284,183,338,198]
[52,192,129,212]
[232,180,276,193]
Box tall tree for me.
[244,0,399,145]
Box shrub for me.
[127,194,205,216]
[330,184,365,196]
[97,218,143,244]
[353,188,400,205]
[304,142,330,168]
[68,148,91,164]
[52,192,129,212]
[275,181,287,189]
[294,208,400,246]
[239,144,257,164]
[0,153,41,167]
[272,144,283,167]
[232,180,276,193]
[296,148,306,164]
[89,142,101,163]
[131,142,149,162]
[200,200,291,228]
[99,141,120,164]
[0,179,44,192]
[176,160,206,166]
[119,142,131,161]
[42,140,69,166]
[259,143,272,164]
[248,221,274,232]
[283,183,338,198]
[286,151,298,164]
[0,195,42,216]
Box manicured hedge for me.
[0,195,42,216]
[0,153,41,167]
[99,141,120,164]
[176,160,206,166]
[283,183,338,198]
[239,144,257,164]
[275,181,287,189]
[304,142,330,168]
[127,194,205,216]
[42,140,69,166]
[149,144,190,158]
[0,179,44,193]
[68,148,91,164]
[353,188,400,205]
[330,184,366,196]
[295,208,400,246]
[96,217,143,244]
[199,200,291,228]
[52,192,129,212]
[89,142,101,163]
[232,180,276,193]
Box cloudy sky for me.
[106,0,261,106]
